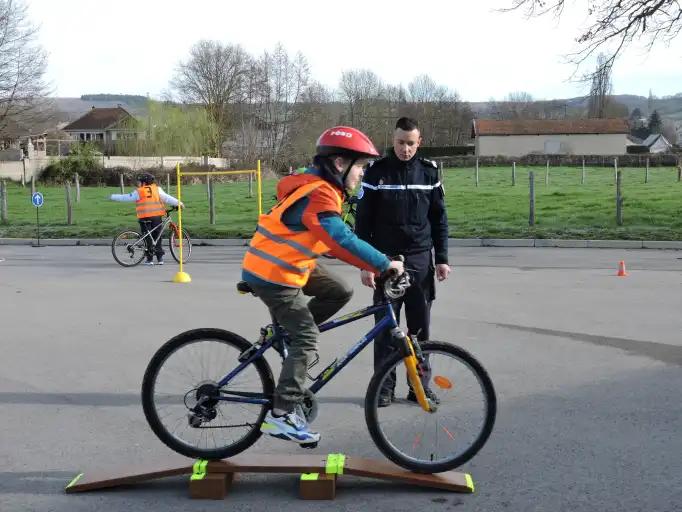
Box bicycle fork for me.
[392,328,436,413]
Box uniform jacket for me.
[355,153,448,264]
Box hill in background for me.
[49,93,682,126]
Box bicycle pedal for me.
[300,442,318,449]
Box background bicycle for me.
[111,207,192,267]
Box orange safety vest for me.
[135,184,166,219]
[242,180,342,287]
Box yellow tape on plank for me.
[190,459,208,481]
[65,472,83,489]
[464,473,475,492]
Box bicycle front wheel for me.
[365,341,496,473]
[169,229,191,263]
[111,230,146,267]
[141,328,275,460]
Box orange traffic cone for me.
[617,260,628,277]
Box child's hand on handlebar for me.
[386,259,404,276]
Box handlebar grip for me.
[383,254,404,278]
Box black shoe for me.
[378,391,394,408]
[407,387,440,404]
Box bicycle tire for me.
[111,230,146,267]
[365,341,496,473]
[168,229,191,263]
[141,328,275,460]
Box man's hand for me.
[361,270,376,289]
[436,263,451,281]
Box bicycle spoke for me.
[367,342,496,472]
[144,334,270,457]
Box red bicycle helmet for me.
[316,126,380,159]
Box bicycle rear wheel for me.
[365,341,496,473]
[111,230,146,267]
[141,328,274,460]
[169,229,191,263]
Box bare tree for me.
[661,119,678,144]
[256,45,310,167]
[338,69,384,128]
[587,53,612,118]
[408,75,447,103]
[504,1,682,72]
[171,40,249,153]
[495,91,537,119]
[0,0,49,136]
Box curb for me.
[1,238,681,249]
[448,238,681,249]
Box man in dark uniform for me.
[355,117,450,407]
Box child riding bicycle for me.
[110,173,184,266]
[242,126,404,444]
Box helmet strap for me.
[341,157,357,196]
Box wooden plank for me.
[65,456,194,493]
[65,453,473,494]
[344,457,474,493]
[207,454,329,475]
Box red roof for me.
[472,118,629,137]
[63,107,133,131]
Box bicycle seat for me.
[236,281,254,295]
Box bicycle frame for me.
[216,300,401,406]
[136,213,177,249]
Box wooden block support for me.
[189,472,233,500]
[299,473,336,500]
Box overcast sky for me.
[27,0,682,102]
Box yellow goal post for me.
[171,160,262,283]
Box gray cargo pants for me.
[249,263,353,412]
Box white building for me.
[472,118,630,157]
[641,134,672,154]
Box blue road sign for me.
[31,192,44,208]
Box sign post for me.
[31,191,44,247]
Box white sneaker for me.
[143,260,154,266]
[157,260,164,265]
[260,410,320,444]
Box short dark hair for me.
[395,117,419,132]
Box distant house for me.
[471,118,630,157]
[641,134,672,154]
[62,106,142,151]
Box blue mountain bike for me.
[141,266,496,473]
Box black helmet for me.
[137,173,155,185]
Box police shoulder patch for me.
[420,158,438,168]
[357,186,364,200]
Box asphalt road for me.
[1,245,680,512]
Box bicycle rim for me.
[365,342,496,473]
[111,231,146,267]
[142,329,273,459]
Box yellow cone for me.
[173,271,192,283]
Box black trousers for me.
[138,216,165,261]
[373,250,435,395]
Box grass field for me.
[1,165,680,239]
